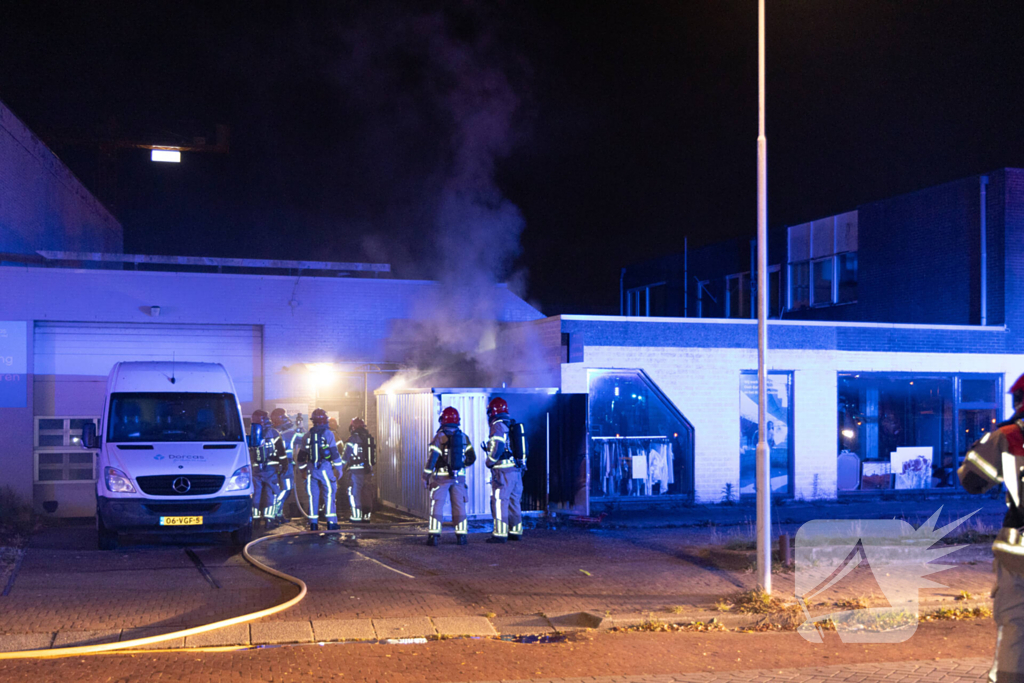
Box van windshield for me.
[107,393,243,443]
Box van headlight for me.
[224,465,251,492]
[105,466,136,494]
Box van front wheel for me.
[231,521,253,547]
[97,515,119,551]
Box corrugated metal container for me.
[375,387,557,519]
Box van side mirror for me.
[247,422,263,448]
[80,422,100,449]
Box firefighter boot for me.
[327,521,340,531]
[508,534,521,541]
[426,534,439,547]
[456,534,468,546]
[309,521,319,532]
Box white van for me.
[81,361,253,550]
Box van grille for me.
[136,475,225,496]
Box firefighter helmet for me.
[487,397,509,418]
[270,408,287,428]
[1011,373,1024,408]
[350,417,366,434]
[440,407,460,426]
[251,409,271,428]
[311,408,329,427]
[328,417,340,432]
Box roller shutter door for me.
[33,322,262,415]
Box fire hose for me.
[0,523,421,659]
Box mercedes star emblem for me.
[172,477,191,494]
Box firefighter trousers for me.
[274,461,294,519]
[253,465,281,519]
[304,462,338,523]
[992,559,1024,682]
[490,467,523,538]
[346,468,373,522]
[427,474,468,535]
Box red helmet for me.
[311,408,329,427]
[251,409,270,428]
[350,417,366,433]
[487,397,509,418]
[328,417,340,431]
[270,408,287,428]
[1011,374,1024,406]
[440,407,460,426]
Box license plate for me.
[160,516,203,526]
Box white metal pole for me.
[755,0,772,594]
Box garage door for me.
[32,322,262,517]
[34,322,263,414]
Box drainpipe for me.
[683,237,688,317]
[980,175,988,326]
[620,267,625,316]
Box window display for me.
[837,374,1000,490]
[740,371,793,495]
[587,370,693,499]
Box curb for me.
[0,598,993,654]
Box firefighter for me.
[959,373,1024,682]
[270,408,301,523]
[296,408,342,531]
[423,407,475,546]
[341,417,375,522]
[484,397,527,543]
[249,410,284,529]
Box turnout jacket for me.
[342,428,374,472]
[485,414,516,469]
[297,427,342,469]
[424,425,475,478]
[252,428,286,469]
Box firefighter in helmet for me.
[423,407,475,546]
[270,408,301,523]
[296,408,343,531]
[249,410,284,529]
[959,372,1024,681]
[340,417,375,523]
[484,397,527,543]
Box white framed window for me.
[787,211,857,310]
[34,416,99,483]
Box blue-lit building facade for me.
[545,168,1024,509]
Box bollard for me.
[778,533,792,567]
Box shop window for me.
[812,258,834,306]
[837,252,858,304]
[740,371,793,496]
[837,373,998,491]
[34,416,99,483]
[587,369,694,499]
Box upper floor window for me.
[788,211,858,310]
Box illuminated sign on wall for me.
[0,321,27,407]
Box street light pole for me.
[755,0,772,593]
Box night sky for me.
[2,1,1023,315]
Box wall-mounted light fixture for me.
[150,305,161,317]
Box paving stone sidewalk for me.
[0,497,1002,651]
[455,658,993,683]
